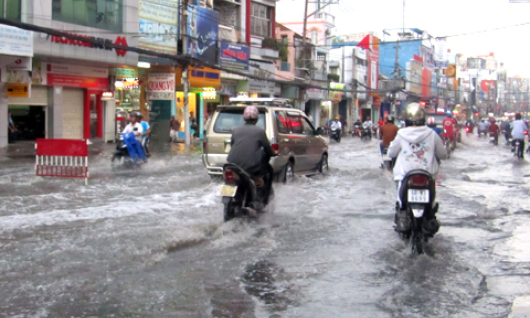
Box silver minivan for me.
[202,99,329,181]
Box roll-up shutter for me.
[62,88,84,140]
[8,85,48,105]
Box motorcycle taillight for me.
[525,130,529,136]
[408,175,430,187]
[272,143,279,154]
[465,127,470,132]
[224,170,236,184]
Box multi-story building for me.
[0,0,139,147]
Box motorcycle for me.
[221,163,274,222]
[352,125,362,138]
[111,133,146,170]
[381,146,395,172]
[443,136,452,159]
[394,170,440,255]
[465,126,472,136]
[514,139,524,159]
[330,128,341,143]
[489,132,498,146]
[361,127,372,141]
[456,129,462,143]
[478,128,488,138]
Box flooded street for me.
[1,136,529,318]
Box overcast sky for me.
[332,0,530,77]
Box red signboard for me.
[50,33,128,57]
[422,69,432,97]
[38,62,109,90]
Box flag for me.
[357,35,371,51]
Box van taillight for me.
[224,170,235,184]
[203,141,207,150]
[408,175,429,187]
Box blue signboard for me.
[187,5,219,64]
[220,41,249,71]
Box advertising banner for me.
[33,62,108,89]
[422,69,432,97]
[6,83,30,98]
[147,73,175,100]
[139,0,178,54]
[367,36,380,90]
[421,46,434,71]
[187,5,219,63]
[0,24,33,56]
[329,82,344,101]
[220,41,249,71]
[406,60,423,95]
[434,38,447,68]
[248,61,275,94]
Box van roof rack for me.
[227,97,294,108]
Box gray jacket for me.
[227,124,274,175]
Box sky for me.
[332,0,530,77]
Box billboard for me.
[0,24,33,56]
[406,60,423,95]
[187,5,219,63]
[138,0,178,54]
[147,73,175,100]
[248,61,275,94]
[433,38,447,68]
[220,41,249,71]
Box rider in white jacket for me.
[388,103,447,205]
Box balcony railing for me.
[280,61,291,72]
[311,12,335,25]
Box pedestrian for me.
[170,115,180,143]
[8,112,17,144]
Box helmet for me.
[404,102,426,126]
[447,112,453,118]
[243,106,259,121]
[489,117,496,123]
[427,117,436,126]
[387,115,395,123]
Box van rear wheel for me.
[282,161,295,183]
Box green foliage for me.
[328,73,340,82]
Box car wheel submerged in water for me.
[283,161,295,183]
[318,154,329,175]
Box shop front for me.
[304,88,326,125]
[327,82,344,126]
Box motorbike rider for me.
[331,117,342,133]
[488,117,500,141]
[227,106,275,188]
[478,119,489,136]
[388,103,447,208]
[465,118,474,133]
[138,113,151,157]
[427,117,443,136]
[442,113,457,146]
[363,116,373,137]
[511,113,528,152]
[379,115,399,154]
[500,118,512,145]
[353,119,362,135]
[122,112,144,141]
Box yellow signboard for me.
[6,83,30,98]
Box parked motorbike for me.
[361,127,372,141]
[221,163,274,222]
[330,128,341,143]
[489,132,498,146]
[394,169,439,255]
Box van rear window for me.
[213,109,266,133]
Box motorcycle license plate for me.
[490,137,495,141]
[220,185,238,197]
[408,189,429,203]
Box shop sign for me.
[0,25,33,56]
[50,33,128,57]
[372,96,381,106]
[189,67,221,88]
[220,80,237,96]
[6,57,32,71]
[328,82,344,101]
[6,83,30,98]
[112,67,138,80]
[101,91,115,100]
[306,88,323,100]
[248,61,275,94]
[116,78,139,89]
[139,0,178,54]
[187,5,219,63]
[203,88,216,100]
[147,73,175,100]
[34,62,108,89]
[220,41,249,71]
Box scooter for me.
[381,146,395,172]
[221,163,274,222]
[352,125,362,138]
[465,126,472,136]
[330,128,341,143]
[456,129,462,143]
[478,128,488,138]
[514,139,524,159]
[361,127,372,141]
[111,133,146,170]
[489,132,498,146]
[394,169,440,255]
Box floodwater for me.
[0,135,529,317]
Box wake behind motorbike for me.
[330,128,341,143]
[221,163,274,222]
[394,169,440,255]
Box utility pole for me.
[181,1,191,146]
[392,38,400,116]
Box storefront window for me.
[115,78,140,112]
[0,0,21,20]
[52,0,123,32]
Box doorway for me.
[8,105,46,140]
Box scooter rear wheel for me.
[223,198,237,222]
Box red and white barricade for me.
[35,139,89,185]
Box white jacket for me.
[388,126,447,181]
